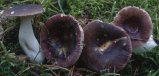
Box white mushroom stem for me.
[134,35,158,53]
[19,16,44,63]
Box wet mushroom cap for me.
[2,4,43,16]
[80,20,132,72]
[113,6,152,48]
[40,14,84,67]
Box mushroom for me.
[40,14,84,67]
[2,4,44,63]
[113,6,157,52]
[79,20,132,72]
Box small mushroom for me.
[40,14,84,67]
[113,6,157,52]
[2,4,44,63]
[79,20,132,72]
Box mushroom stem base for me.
[19,16,44,63]
[134,35,157,53]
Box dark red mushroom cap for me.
[79,20,132,72]
[2,4,43,16]
[40,14,84,67]
[113,6,152,48]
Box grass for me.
[0,0,159,76]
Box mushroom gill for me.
[79,20,132,72]
[40,14,84,67]
[113,6,152,48]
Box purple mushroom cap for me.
[40,14,84,67]
[113,6,152,48]
[2,4,43,16]
[79,20,132,72]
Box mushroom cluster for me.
[2,4,158,73]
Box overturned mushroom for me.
[40,14,84,67]
[2,4,44,63]
[79,20,132,72]
[113,6,157,52]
